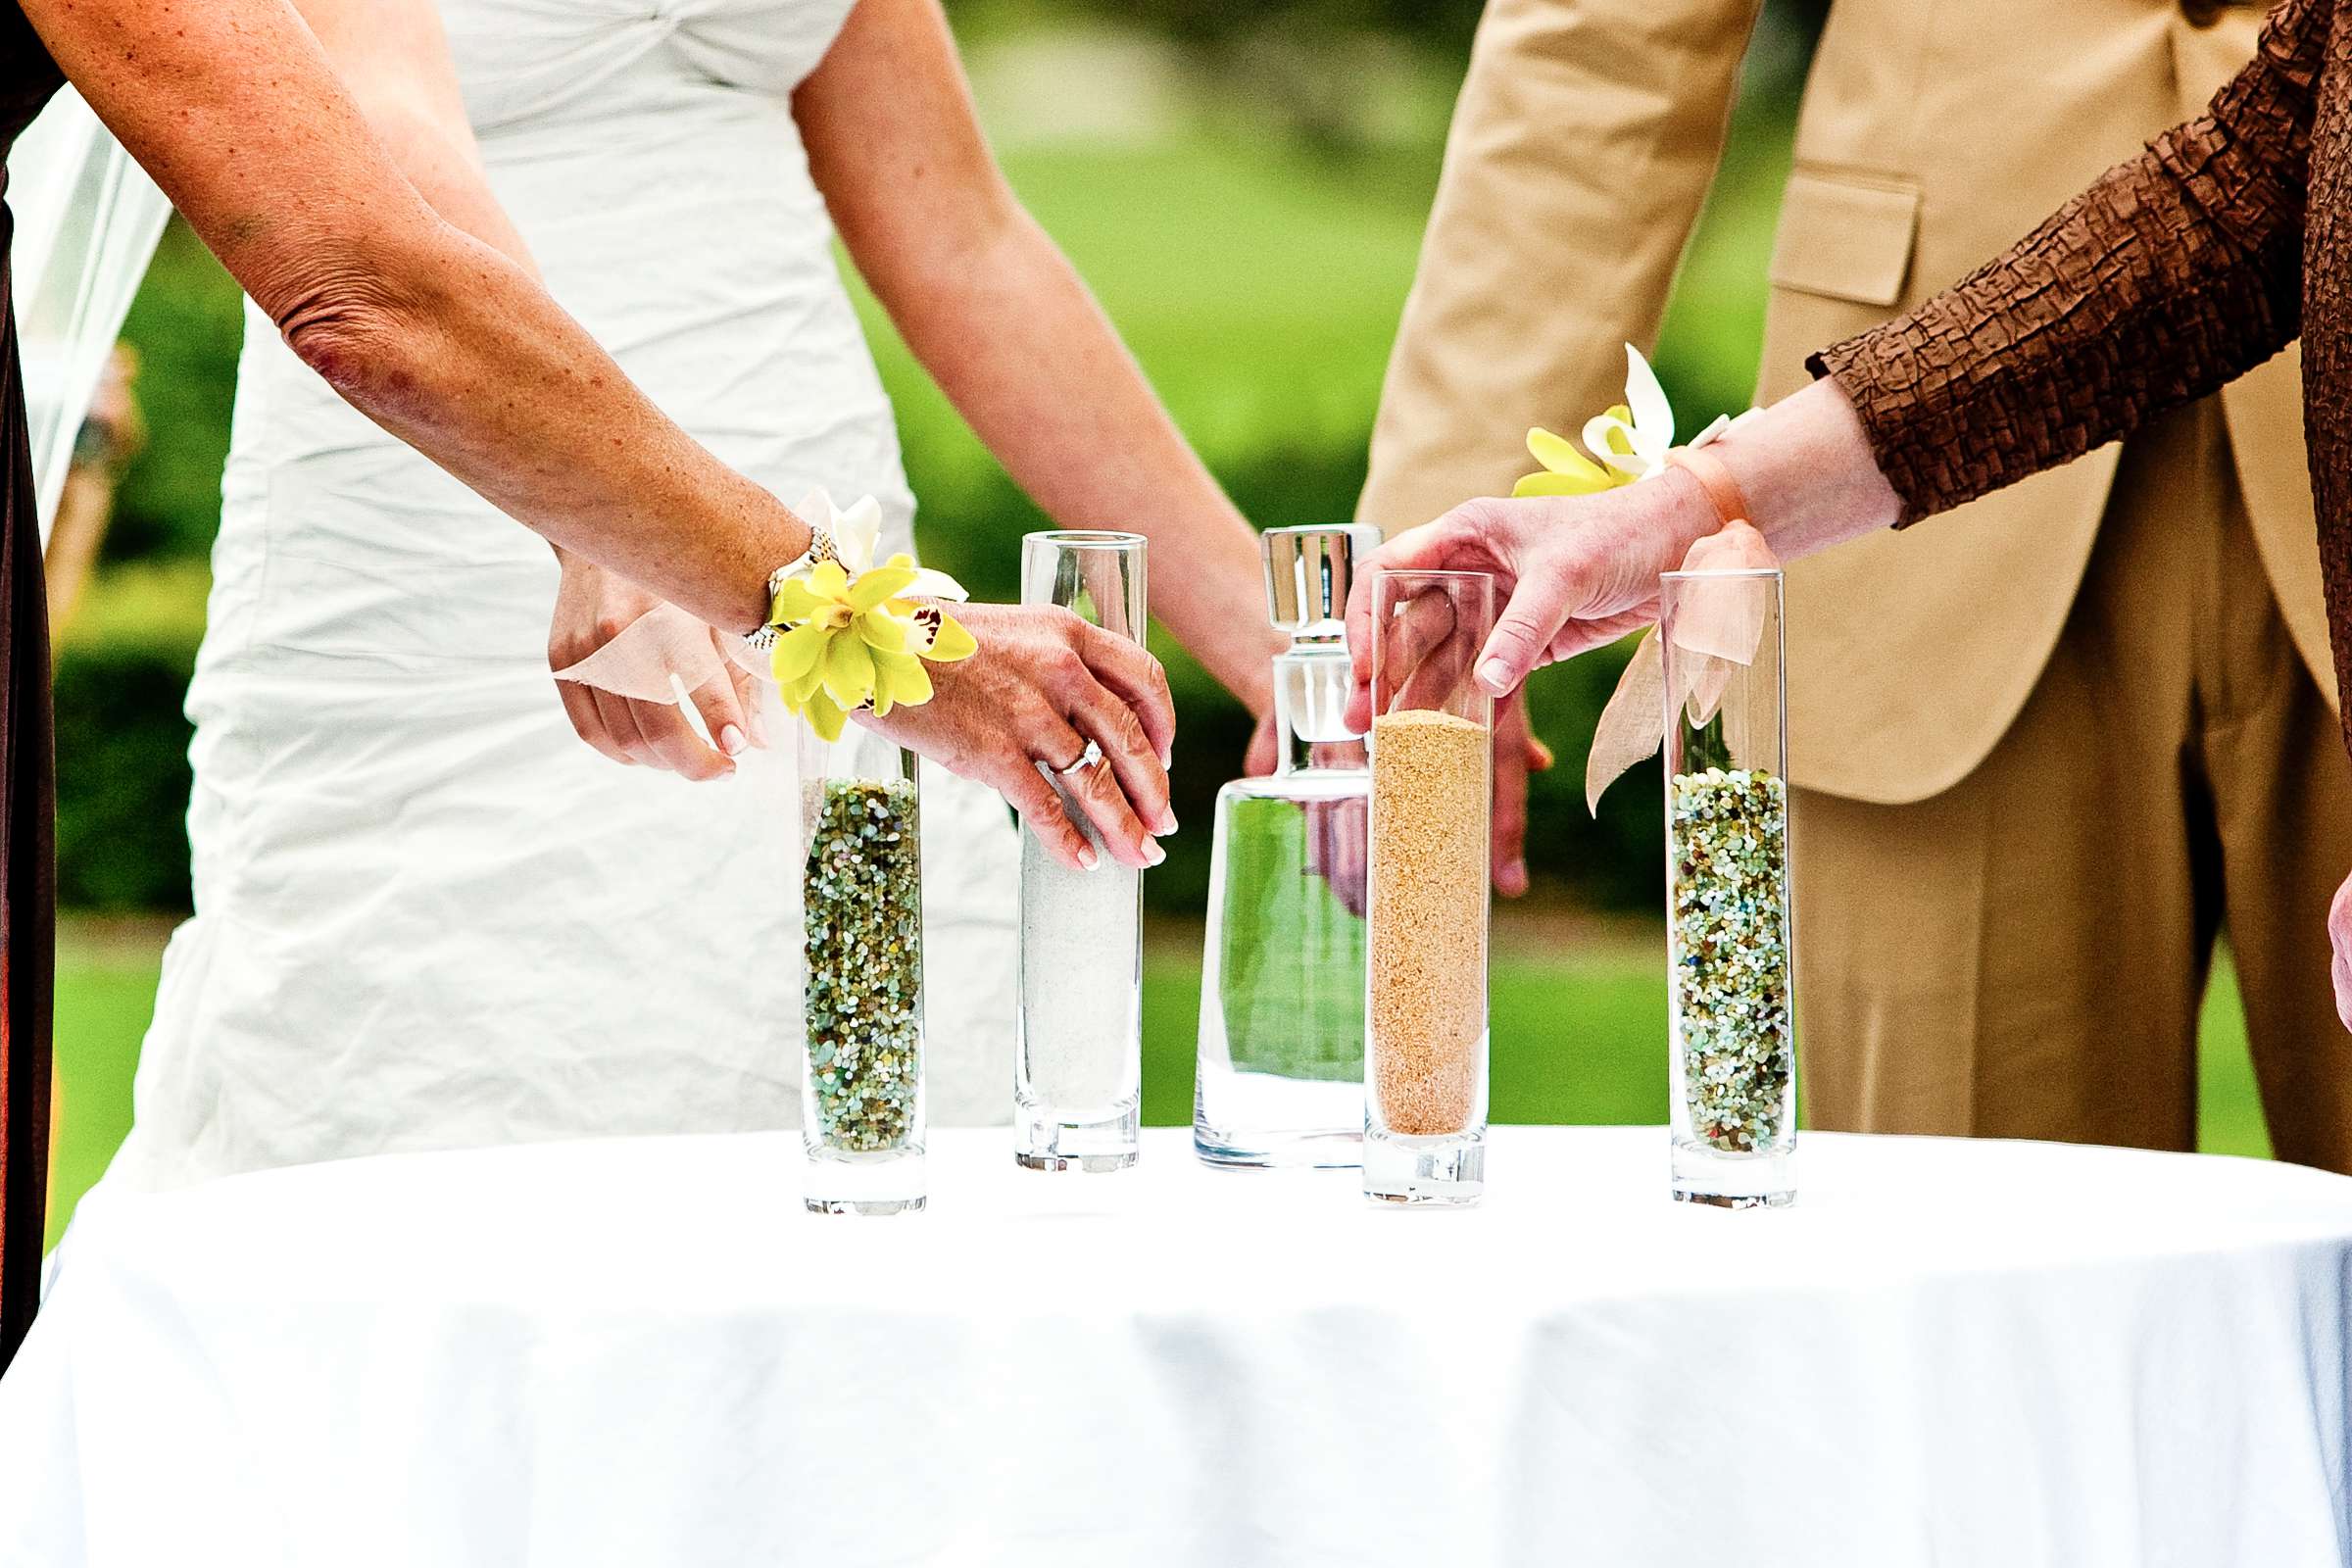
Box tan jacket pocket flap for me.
[1769,172,1921,308]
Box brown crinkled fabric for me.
[1809,0,2352,756]
[1811,0,2324,524]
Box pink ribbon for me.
[552,604,765,704]
[1584,517,1779,814]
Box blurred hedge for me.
[56,8,1815,916]
[53,617,196,912]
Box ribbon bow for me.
[1581,517,1778,813]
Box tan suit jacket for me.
[1359,0,2328,803]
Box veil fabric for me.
[6,85,170,542]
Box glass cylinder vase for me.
[1014,530,1148,1172]
[798,724,926,1214]
[1661,565,1795,1208]
[1363,568,1494,1205]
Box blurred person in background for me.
[39,346,142,636]
[1358,0,2352,1165]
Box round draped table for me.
[1,1126,2347,1566]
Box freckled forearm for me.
[276,220,807,631]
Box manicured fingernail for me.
[1506,859,1528,892]
[1155,808,1178,835]
[719,724,748,757]
[1478,659,1512,693]
[1159,746,1173,768]
[1143,838,1166,867]
[1078,844,1100,871]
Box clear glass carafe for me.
[1661,565,1795,1208]
[1195,525,1377,1168]
[798,725,926,1215]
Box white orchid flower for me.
[1580,343,1678,480]
[798,487,967,602]
[1514,345,1754,498]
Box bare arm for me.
[287,0,535,270]
[24,0,808,632]
[795,0,1277,715]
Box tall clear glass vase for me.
[1661,565,1795,1208]
[798,724,926,1215]
[1362,568,1494,1205]
[1014,531,1148,1172]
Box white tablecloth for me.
[2,1127,2348,1566]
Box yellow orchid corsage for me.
[764,490,977,742]
[1514,344,1741,497]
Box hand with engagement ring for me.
[1053,738,1105,780]
[859,601,1177,872]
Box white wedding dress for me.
[103,0,1019,1192]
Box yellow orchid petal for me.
[788,662,829,706]
[874,649,932,707]
[1527,426,1612,485]
[823,630,875,708]
[848,564,920,612]
[768,578,827,626]
[804,689,847,743]
[806,560,851,601]
[857,609,909,654]
[768,618,830,683]
[924,612,977,663]
[1514,469,1615,499]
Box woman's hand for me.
[860,604,1179,873]
[548,556,760,781]
[1345,473,1716,730]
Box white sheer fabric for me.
[3,86,169,539]
[104,0,1018,1193]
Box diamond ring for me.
[1055,739,1105,778]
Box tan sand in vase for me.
[1368,709,1491,1137]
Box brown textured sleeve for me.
[1809,0,2328,526]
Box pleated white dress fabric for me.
[102,0,1018,1193]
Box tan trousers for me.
[1795,402,2352,1171]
